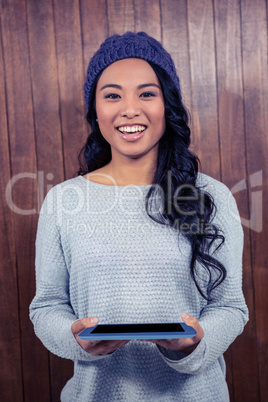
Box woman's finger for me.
[72,317,99,336]
[181,313,204,340]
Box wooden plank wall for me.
[0,0,267,400]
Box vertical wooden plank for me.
[214,1,259,400]
[27,0,64,187]
[161,0,192,115]
[80,0,108,168]
[46,0,85,397]
[81,0,107,71]
[134,0,161,40]
[0,7,23,401]
[80,0,107,150]
[241,1,268,401]
[107,0,135,35]
[53,0,85,180]
[0,0,50,400]
[26,0,73,400]
[187,0,220,179]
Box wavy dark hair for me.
[78,61,226,300]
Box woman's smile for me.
[116,124,147,141]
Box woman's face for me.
[95,58,166,161]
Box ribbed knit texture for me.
[30,173,248,402]
[83,32,181,109]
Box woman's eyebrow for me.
[137,83,161,90]
[100,84,122,91]
[100,83,161,91]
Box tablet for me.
[78,322,197,340]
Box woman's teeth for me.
[118,125,146,133]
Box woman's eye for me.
[104,93,120,99]
[140,92,156,98]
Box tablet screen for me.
[91,323,184,334]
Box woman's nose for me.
[120,97,141,118]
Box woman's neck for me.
[87,155,157,186]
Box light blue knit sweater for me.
[30,173,248,401]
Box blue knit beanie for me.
[84,31,181,110]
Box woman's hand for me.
[72,317,130,356]
[144,313,204,354]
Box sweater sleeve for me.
[29,187,105,362]
[157,181,249,374]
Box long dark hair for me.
[78,61,226,301]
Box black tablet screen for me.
[91,323,184,334]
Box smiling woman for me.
[29,32,248,402]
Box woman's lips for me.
[116,126,147,142]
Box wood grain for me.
[107,0,135,35]
[80,0,108,158]
[133,0,161,39]
[26,0,64,187]
[214,0,259,400]
[81,0,108,76]
[0,6,23,401]
[161,0,192,118]
[187,0,220,179]
[241,0,268,400]
[26,0,73,400]
[0,0,50,401]
[53,0,86,180]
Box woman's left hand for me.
[144,313,204,354]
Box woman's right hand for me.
[72,317,130,356]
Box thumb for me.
[72,317,99,336]
[181,312,191,321]
[181,313,204,339]
[181,312,197,329]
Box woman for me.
[30,32,248,401]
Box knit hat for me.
[84,31,181,110]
